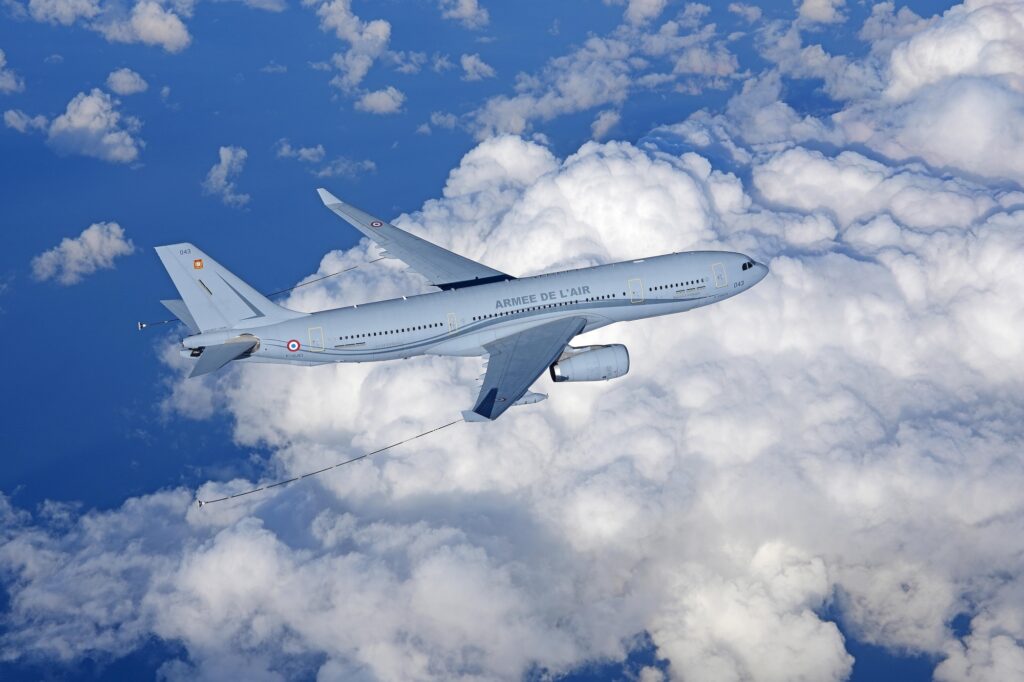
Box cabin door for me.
[712,262,728,288]
[627,278,644,303]
[307,326,325,351]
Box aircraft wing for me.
[317,188,512,290]
[464,316,587,422]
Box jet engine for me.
[549,344,629,382]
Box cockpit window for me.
[741,260,755,271]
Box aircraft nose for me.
[752,262,768,283]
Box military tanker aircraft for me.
[154,189,768,421]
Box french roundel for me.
[370,220,383,228]
[286,339,301,352]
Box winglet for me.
[316,188,340,206]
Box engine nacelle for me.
[549,344,629,382]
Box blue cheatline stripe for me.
[263,294,713,358]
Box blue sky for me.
[5,1,1024,680]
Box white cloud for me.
[678,2,710,29]
[99,1,192,53]
[459,52,495,81]
[470,12,742,140]
[590,109,620,140]
[0,48,25,93]
[354,85,405,114]
[308,0,390,91]
[314,156,376,178]
[728,2,762,23]
[260,61,287,74]
[47,88,144,163]
[604,0,668,26]
[275,138,326,163]
[4,108,48,132]
[884,0,1024,101]
[7,126,1024,680]
[31,221,134,285]
[432,52,455,72]
[240,0,286,10]
[471,36,634,139]
[27,0,99,25]
[9,3,1024,681]
[797,0,845,24]
[105,67,148,95]
[417,111,458,136]
[388,50,426,74]
[276,138,374,177]
[438,0,488,29]
[673,44,740,77]
[202,146,250,208]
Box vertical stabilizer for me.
[154,243,305,332]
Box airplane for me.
[153,189,768,422]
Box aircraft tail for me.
[154,243,304,333]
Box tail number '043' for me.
[733,280,745,288]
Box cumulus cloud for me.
[260,60,287,73]
[202,146,250,208]
[0,48,25,93]
[470,11,740,139]
[797,0,846,24]
[31,221,134,285]
[604,0,668,26]
[276,138,374,177]
[314,156,376,178]
[4,109,48,132]
[884,0,1024,100]
[459,52,495,81]
[275,138,326,163]
[8,3,1024,681]
[8,120,1024,680]
[354,85,404,114]
[98,1,191,52]
[590,109,620,140]
[471,36,634,139]
[417,111,459,135]
[308,0,390,91]
[27,0,100,25]
[23,0,196,52]
[46,88,143,163]
[105,67,148,95]
[438,0,488,29]
[728,2,762,23]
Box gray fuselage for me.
[183,250,768,366]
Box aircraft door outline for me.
[307,326,325,351]
[447,312,458,333]
[627,278,644,304]
[712,263,728,288]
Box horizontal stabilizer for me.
[161,299,199,334]
[190,338,257,378]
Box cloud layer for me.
[5,2,1024,681]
